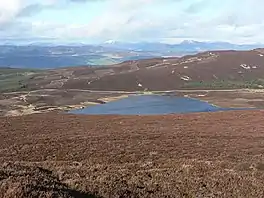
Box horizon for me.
[0,39,264,46]
[1,0,264,44]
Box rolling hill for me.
[4,48,264,93]
[0,41,261,69]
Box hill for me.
[0,41,262,69]
[2,49,264,116]
[7,48,264,92]
[2,48,264,197]
[1,111,264,197]
[0,45,161,68]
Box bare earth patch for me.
[0,90,130,116]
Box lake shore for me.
[2,89,264,116]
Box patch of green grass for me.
[87,58,120,65]
[0,68,41,93]
[0,68,39,75]
[181,79,264,89]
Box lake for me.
[69,95,246,115]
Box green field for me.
[2,67,264,94]
[0,68,40,93]
[87,58,120,65]
[182,79,264,89]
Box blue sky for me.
[0,0,264,44]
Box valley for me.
[2,49,264,116]
[2,1,264,197]
[2,48,264,197]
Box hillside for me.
[1,111,264,197]
[67,49,264,91]
[2,49,264,197]
[5,48,264,92]
[2,49,264,116]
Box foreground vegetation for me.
[1,112,264,197]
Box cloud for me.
[0,1,21,24]
[1,0,264,44]
[0,0,59,24]
[17,4,49,17]
[69,0,92,2]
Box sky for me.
[0,0,264,44]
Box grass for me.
[87,58,120,65]
[182,79,264,89]
[0,68,41,93]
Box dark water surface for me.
[69,95,250,115]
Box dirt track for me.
[2,111,264,197]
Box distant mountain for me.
[0,41,263,69]
[0,45,163,69]
[100,40,263,52]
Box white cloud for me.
[0,0,21,24]
[1,0,264,44]
[0,0,59,24]
[49,0,264,44]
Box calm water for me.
[69,95,246,115]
